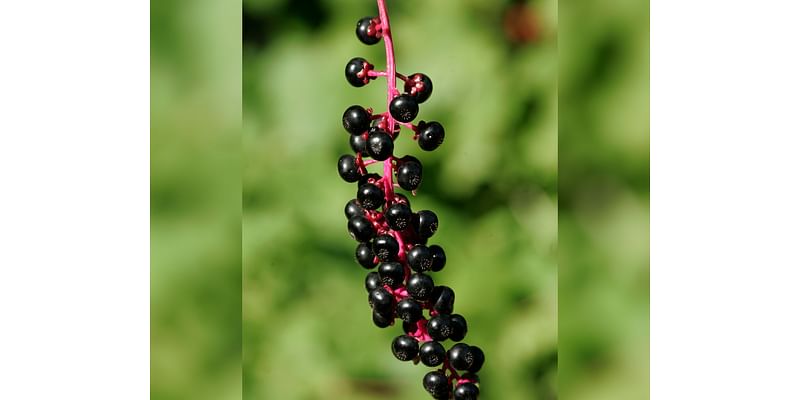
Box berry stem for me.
[377,0,398,207]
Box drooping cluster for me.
[337,2,483,399]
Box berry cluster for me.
[338,2,483,399]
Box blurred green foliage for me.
[242,0,557,399]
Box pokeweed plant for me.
[337,1,484,399]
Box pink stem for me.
[377,0,397,207]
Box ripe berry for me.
[407,273,434,301]
[372,234,399,261]
[372,115,401,138]
[449,314,468,341]
[378,261,404,288]
[391,335,419,361]
[414,210,439,238]
[355,242,377,269]
[344,199,364,220]
[357,183,384,210]
[365,271,381,292]
[467,346,484,373]
[338,154,361,183]
[349,132,367,153]
[357,172,381,187]
[417,121,445,151]
[447,343,474,371]
[396,156,423,191]
[366,128,394,161]
[348,215,376,242]
[372,308,393,328]
[422,370,450,399]
[453,383,480,400]
[342,105,370,134]
[368,287,394,312]
[428,244,446,271]
[426,315,453,341]
[431,286,455,315]
[396,298,423,323]
[389,94,419,122]
[404,73,433,104]
[407,244,433,272]
[385,202,412,231]
[355,16,381,45]
[345,57,371,87]
[419,341,446,367]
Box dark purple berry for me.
[357,183,384,210]
[342,105,370,134]
[355,242,377,269]
[407,244,433,272]
[427,315,453,342]
[453,383,480,400]
[417,121,445,151]
[422,370,450,399]
[349,132,367,153]
[391,335,419,361]
[372,308,393,328]
[365,271,381,292]
[368,287,394,312]
[407,273,435,301]
[396,156,423,191]
[431,286,455,314]
[378,261,404,288]
[338,154,361,183]
[396,298,423,323]
[345,57,371,87]
[429,244,446,271]
[447,343,474,371]
[467,346,484,373]
[356,17,381,45]
[449,314,468,341]
[419,341,446,367]
[366,129,394,161]
[348,215,375,242]
[357,172,381,187]
[404,73,433,104]
[344,199,364,220]
[414,210,438,238]
[389,94,419,122]
[385,203,412,231]
[372,234,399,261]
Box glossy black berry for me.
[402,320,418,335]
[407,273,435,301]
[371,116,401,138]
[393,192,410,205]
[345,57,370,87]
[417,121,445,151]
[385,203,412,231]
[431,286,455,314]
[404,73,433,104]
[342,105,370,134]
[429,244,446,271]
[378,261,404,288]
[407,244,433,272]
[355,16,381,45]
[368,287,394,312]
[422,370,450,399]
[338,154,361,183]
[453,383,480,400]
[449,314,468,341]
[396,156,423,191]
[366,129,394,161]
[355,242,377,269]
[414,210,439,238]
[357,183,384,210]
[389,94,419,123]
[467,346,484,373]
[348,215,376,242]
[372,234,399,261]
[372,308,393,328]
[419,341,446,367]
[396,298,423,323]
[349,132,367,153]
[365,271,381,292]
[427,315,453,342]
[344,199,364,220]
[391,335,419,361]
[447,343,474,371]
[357,172,381,187]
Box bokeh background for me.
[242,0,557,399]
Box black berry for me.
[345,57,371,87]
[417,121,445,151]
[396,298,423,323]
[419,341,446,367]
[431,286,455,315]
[349,132,367,153]
[365,271,381,292]
[372,234,399,261]
[378,261,404,288]
[348,215,376,242]
[429,244,446,271]
[391,335,419,361]
[426,315,453,342]
[449,314,468,341]
[357,183,384,210]
[467,346,484,373]
[367,128,394,161]
[414,210,439,238]
[453,383,480,400]
[404,73,433,104]
[355,242,377,269]
[342,105,370,134]
[396,156,423,191]
[447,343,474,371]
[338,154,361,183]
[357,172,381,187]
[422,370,450,399]
[385,202,412,231]
[344,199,364,220]
[355,16,381,45]
[389,94,419,122]
[407,273,435,301]
[372,308,393,328]
[368,287,394,312]
[407,244,433,272]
